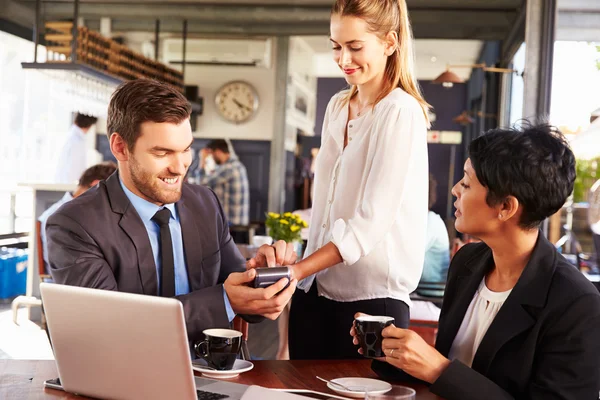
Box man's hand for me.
[246,240,297,270]
[224,268,297,320]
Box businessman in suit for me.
[351,123,600,399]
[47,79,298,345]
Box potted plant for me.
[264,212,308,258]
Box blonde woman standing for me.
[285,0,430,359]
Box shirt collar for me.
[62,192,74,202]
[118,174,177,223]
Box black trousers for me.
[289,280,410,360]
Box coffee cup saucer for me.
[326,377,392,398]
[192,358,254,379]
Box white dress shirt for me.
[55,124,87,184]
[299,88,429,305]
[448,278,512,367]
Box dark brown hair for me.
[107,79,191,150]
[78,161,117,188]
[206,139,230,153]
[74,113,98,129]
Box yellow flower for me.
[284,212,292,217]
[279,219,289,225]
[268,212,280,219]
[290,225,300,232]
[301,221,308,228]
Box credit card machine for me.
[252,266,292,289]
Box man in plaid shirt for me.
[200,139,250,225]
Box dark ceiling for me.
[4,0,524,40]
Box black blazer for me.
[47,172,259,344]
[374,233,600,400]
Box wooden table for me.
[0,359,441,399]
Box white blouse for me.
[448,279,512,367]
[299,88,429,305]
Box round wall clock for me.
[214,80,259,124]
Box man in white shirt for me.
[40,162,116,274]
[54,113,98,184]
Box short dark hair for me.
[78,161,117,188]
[107,79,191,150]
[428,174,438,210]
[468,122,576,229]
[74,113,98,129]
[206,139,230,153]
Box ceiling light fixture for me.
[433,63,521,88]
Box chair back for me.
[232,316,250,360]
[408,319,439,346]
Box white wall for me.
[117,32,278,141]
[184,64,276,141]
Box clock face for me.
[214,81,259,124]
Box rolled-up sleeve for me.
[330,104,427,266]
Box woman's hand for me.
[349,312,368,355]
[246,240,297,270]
[381,325,451,384]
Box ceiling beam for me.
[4,0,517,40]
[501,1,525,63]
[38,3,515,40]
[0,0,35,28]
[39,4,331,22]
[556,10,600,41]
[102,21,509,40]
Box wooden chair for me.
[232,316,251,360]
[408,319,439,346]
[36,221,53,283]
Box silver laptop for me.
[40,283,249,400]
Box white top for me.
[55,124,87,184]
[421,211,450,283]
[299,88,429,304]
[38,191,73,271]
[426,211,450,251]
[448,278,512,367]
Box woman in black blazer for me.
[351,123,600,399]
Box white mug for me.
[252,235,273,247]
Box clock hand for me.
[233,98,252,112]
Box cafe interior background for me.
[0,0,600,361]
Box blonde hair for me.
[332,0,431,126]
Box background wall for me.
[421,80,467,222]
[185,64,276,141]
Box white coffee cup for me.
[252,235,273,247]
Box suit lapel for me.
[471,296,535,374]
[471,232,556,375]
[177,190,203,290]
[436,276,479,356]
[436,248,493,357]
[104,173,158,295]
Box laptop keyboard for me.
[196,390,229,400]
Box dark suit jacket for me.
[374,233,600,400]
[47,172,258,344]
